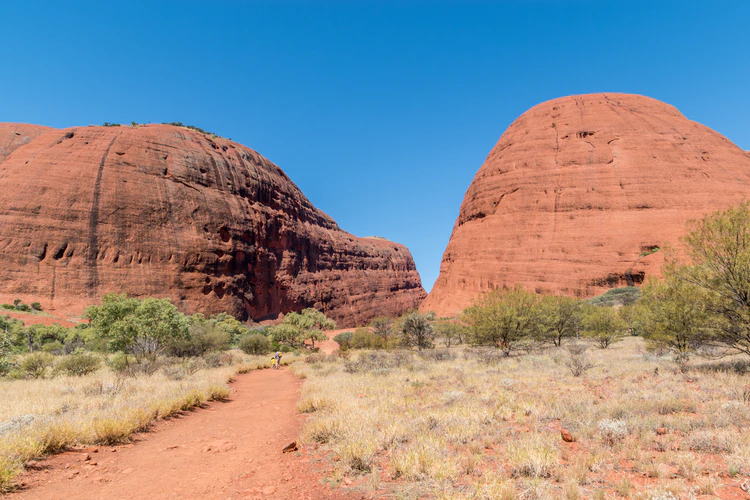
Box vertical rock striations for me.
[0,123,425,326]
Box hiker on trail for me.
[275,351,282,370]
[270,356,276,369]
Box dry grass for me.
[0,351,274,491]
[292,338,750,498]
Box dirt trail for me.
[10,368,353,500]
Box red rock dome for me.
[423,93,750,317]
[0,123,425,326]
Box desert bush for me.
[505,434,558,478]
[350,327,386,349]
[238,333,272,355]
[369,316,395,343]
[333,331,353,350]
[686,429,738,454]
[203,351,234,368]
[537,295,582,346]
[598,419,628,445]
[581,305,627,348]
[565,343,595,377]
[20,352,54,378]
[167,322,230,357]
[396,312,435,350]
[432,319,466,348]
[30,302,42,311]
[55,352,101,376]
[462,285,541,355]
[85,294,189,360]
[273,308,335,350]
[588,287,641,307]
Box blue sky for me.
[2,1,748,291]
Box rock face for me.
[423,93,750,317]
[0,123,425,326]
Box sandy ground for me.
[9,368,354,500]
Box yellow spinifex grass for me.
[293,338,750,498]
[0,352,271,491]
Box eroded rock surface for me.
[423,93,750,317]
[0,123,425,326]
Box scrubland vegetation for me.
[0,294,336,491]
[293,203,750,499]
[294,342,750,498]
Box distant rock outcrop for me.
[0,123,425,326]
[423,93,750,317]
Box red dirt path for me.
[9,368,354,500]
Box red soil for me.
[0,311,79,328]
[9,369,355,500]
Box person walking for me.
[274,351,282,370]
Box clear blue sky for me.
[3,1,748,291]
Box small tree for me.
[680,202,750,356]
[462,286,541,355]
[397,312,434,350]
[239,333,272,355]
[639,274,712,361]
[369,316,395,343]
[85,294,189,360]
[536,295,582,346]
[580,305,626,349]
[281,308,336,350]
[433,319,465,348]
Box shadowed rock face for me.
[0,123,425,326]
[423,93,750,317]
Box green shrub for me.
[106,352,130,373]
[41,341,64,354]
[56,353,101,376]
[349,327,386,349]
[30,302,42,311]
[20,352,55,378]
[239,333,272,355]
[167,323,230,357]
[333,331,353,350]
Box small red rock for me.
[656,427,667,435]
[561,429,574,442]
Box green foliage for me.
[20,352,54,378]
[588,287,641,307]
[432,319,466,348]
[350,327,387,349]
[102,122,121,127]
[30,302,42,311]
[162,122,218,137]
[369,316,395,342]
[167,316,230,357]
[462,286,541,355]
[272,308,335,349]
[16,324,70,353]
[536,295,582,346]
[333,331,354,350]
[639,274,712,360]
[85,294,189,360]
[0,331,13,375]
[396,312,434,350]
[680,202,750,356]
[56,352,101,376]
[238,333,272,355]
[580,305,627,348]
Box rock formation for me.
[0,123,425,326]
[423,93,750,317]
